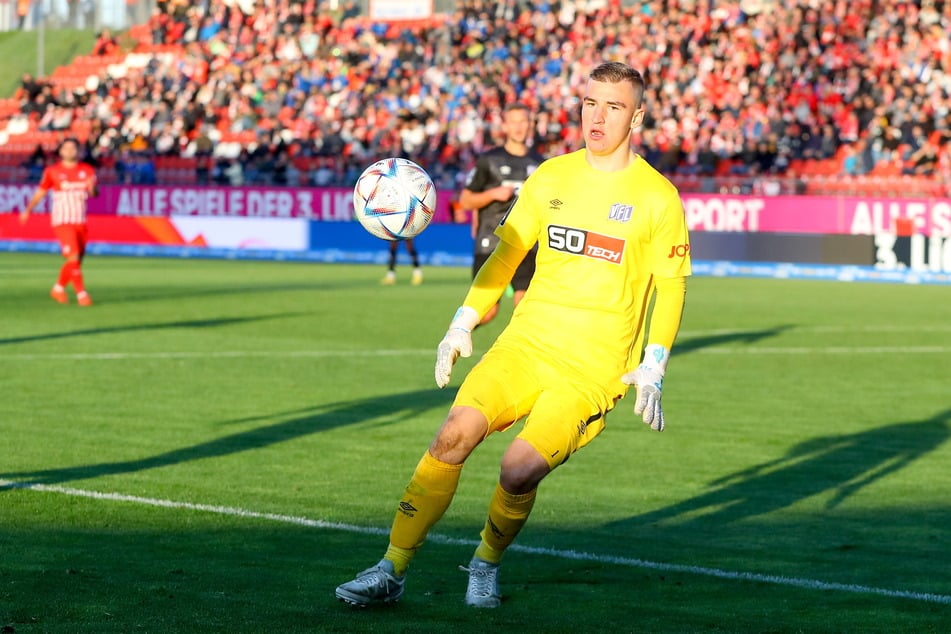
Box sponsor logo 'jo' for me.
[667,243,690,258]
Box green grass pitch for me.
[1,252,949,632]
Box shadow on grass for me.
[101,280,366,305]
[674,324,793,354]
[0,325,792,487]
[609,408,951,530]
[3,498,949,631]
[0,388,452,489]
[102,273,466,306]
[0,312,306,346]
[3,275,465,309]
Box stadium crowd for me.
[4,0,950,194]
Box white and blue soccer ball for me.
[352,157,437,240]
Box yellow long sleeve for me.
[647,276,687,351]
[462,240,530,319]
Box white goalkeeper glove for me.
[435,306,479,388]
[621,344,669,432]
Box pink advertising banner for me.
[682,194,951,237]
[2,183,948,237]
[76,185,456,223]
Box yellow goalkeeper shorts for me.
[452,343,619,470]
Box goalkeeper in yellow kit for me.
[336,61,692,608]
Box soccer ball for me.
[352,157,437,240]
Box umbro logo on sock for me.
[398,501,418,517]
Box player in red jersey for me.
[20,138,98,306]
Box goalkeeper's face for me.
[581,79,645,157]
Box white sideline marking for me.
[2,345,949,361]
[2,480,949,606]
[0,349,434,360]
[694,345,951,355]
[681,325,951,336]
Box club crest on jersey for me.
[547,224,625,264]
[608,203,633,222]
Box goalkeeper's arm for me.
[434,240,529,387]
[622,276,687,431]
[461,239,529,316]
[646,275,687,352]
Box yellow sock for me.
[383,543,415,578]
[474,484,537,564]
[387,450,463,576]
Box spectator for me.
[17,74,44,103]
[82,0,96,28]
[195,152,212,185]
[284,156,302,187]
[842,139,871,176]
[904,139,940,176]
[817,125,840,160]
[313,159,334,187]
[134,153,158,184]
[92,29,120,56]
[1,0,948,192]
[16,0,30,29]
[23,145,48,183]
[67,0,81,28]
[222,157,244,186]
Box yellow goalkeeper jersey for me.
[493,149,691,389]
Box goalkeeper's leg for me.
[389,404,506,569]
[337,406,489,605]
[338,349,540,605]
[472,385,609,565]
[392,405,498,564]
[473,440,545,564]
[463,438,545,608]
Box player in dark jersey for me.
[459,103,545,326]
[381,238,423,286]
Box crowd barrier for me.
[1,185,949,284]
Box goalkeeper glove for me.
[434,306,479,388]
[621,344,669,432]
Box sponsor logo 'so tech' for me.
[547,225,625,263]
